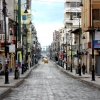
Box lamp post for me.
[61,44,62,67]
[91,10,95,81]
[63,42,64,68]
[78,15,81,76]
[14,16,20,79]
[57,42,59,65]
[2,0,9,84]
[22,31,26,74]
[70,31,73,72]
[65,26,68,70]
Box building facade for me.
[81,0,100,74]
[64,0,81,68]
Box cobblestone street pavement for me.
[2,60,100,100]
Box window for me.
[73,12,77,16]
[70,2,81,7]
[22,15,26,20]
[77,2,80,7]
[93,9,100,20]
[23,24,26,28]
[72,12,81,18]
[77,12,81,18]
[70,2,76,7]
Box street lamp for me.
[70,32,73,72]
[14,16,20,79]
[64,26,68,70]
[21,3,29,13]
[79,0,83,7]
[62,41,64,68]
[2,0,9,84]
[22,29,27,74]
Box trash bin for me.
[21,64,24,74]
[76,68,79,74]
[67,66,70,70]
[15,67,20,79]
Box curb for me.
[52,60,100,90]
[14,79,24,88]
[25,63,39,78]
[20,63,39,79]
[0,62,40,99]
[0,88,12,99]
[0,79,24,88]
[78,79,100,90]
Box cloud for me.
[31,0,64,46]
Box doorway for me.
[96,56,100,75]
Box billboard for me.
[93,40,100,48]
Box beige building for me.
[81,0,100,74]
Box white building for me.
[64,0,81,45]
[64,0,82,67]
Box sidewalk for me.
[53,61,100,90]
[0,63,38,99]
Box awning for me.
[71,28,81,34]
[9,18,18,25]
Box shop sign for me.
[9,44,15,53]
[93,40,100,48]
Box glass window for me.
[23,24,26,28]
[22,15,26,20]
[77,12,81,18]
[72,12,77,16]
[70,2,76,7]
[77,2,80,7]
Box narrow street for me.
[2,60,100,100]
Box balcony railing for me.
[64,18,73,24]
[64,7,81,13]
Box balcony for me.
[64,0,80,3]
[64,7,81,13]
[64,18,73,24]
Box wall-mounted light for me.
[24,9,28,13]
[82,35,86,39]
[79,0,83,7]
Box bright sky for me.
[31,0,64,47]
